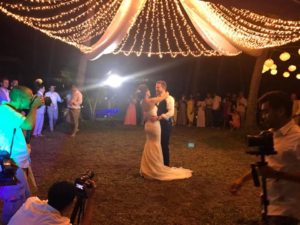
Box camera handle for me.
[70,196,86,225]
[251,154,269,225]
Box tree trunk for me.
[76,56,88,88]
[245,49,269,131]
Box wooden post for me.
[76,55,88,88]
[245,49,269,130]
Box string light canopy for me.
[0,0,300,59]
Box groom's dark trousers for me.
[160,119,172,166]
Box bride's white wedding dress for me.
[140,106,192,181]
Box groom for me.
[155,80,175,166]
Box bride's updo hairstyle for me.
[136,84,149,99]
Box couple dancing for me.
[139,80,192,181]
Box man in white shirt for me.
[236,92,247,127]
[230,91,300,225]
[45,86,63,132]
[66,84,83,137]
[0,86,43,224]
[8,180,96,225]
[0,78,10,104]
[33,85,46,137]
[155,80,174,166]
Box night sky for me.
[0,1,300,99]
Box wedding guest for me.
[186,94,195,127]
[33,84,46,137]
[236,91,247,127]
[212,93,222,128]
[223,94,232,128]
[229,107,240,130]
[0,78,10,104]
[10,79,19,90]
[177,95,187,125]
[45,85,63,132]
[205,93,213,127]
[196,97,206,128]
[124,95,137,125]
[66,84,83,137]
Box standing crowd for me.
[175,92,247,129]
[124,89,300,130]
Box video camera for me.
[30,95,52,108]
[74,170,95,198]
[0,151,17,186]
[246,130,276,156]
[71,170,95,225]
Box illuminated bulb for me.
[270,64,277,70]
[288,65,297,72]
[262,65,270,73]
[264,59,274,67]
[296,74,300,79]
[279,52,291,61]
[298,49,300,56]
[270,69,277,75]
[283,71,290,78]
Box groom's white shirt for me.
[159,95,175,120]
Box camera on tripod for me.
[245,130,277,222]
[246,130,276,156]
[74,170,95,198]
[71,170,95,225]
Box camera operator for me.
[8,180,97,225]
[230,91,300,225]
[0,86,44,224]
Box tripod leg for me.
[71,198,82,224]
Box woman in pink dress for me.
[124,95,137,125]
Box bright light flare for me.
[102,74,125,88]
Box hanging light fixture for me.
[264,59,274,67]
[298,49,300,55]
[262,65,270,73]
[279,52,291,61]
[283,71,290,78]
[270,64,277,70]
[270,69,277,75]
[296,74,300,80]
[288,65,297,72]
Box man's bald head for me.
[9,86,33,110]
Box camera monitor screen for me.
[75,183,84,190]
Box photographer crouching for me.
[230,91,300,225]
[0,86,44,224]
[8,179,96,225]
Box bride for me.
[138,84,192,181]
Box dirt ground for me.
[26,121,263,225]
